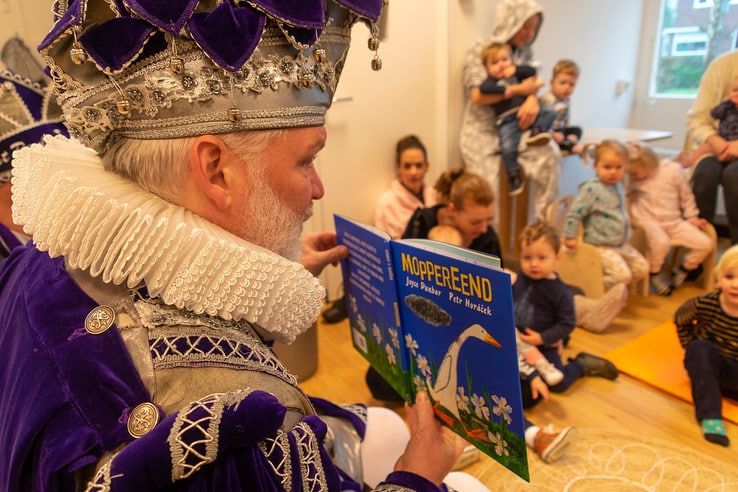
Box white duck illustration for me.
[426,323,501,438]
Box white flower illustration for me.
[417,354,431,378]
[456,387,471,413]
[372,323,382,344]
[488,431,509,456]
[349,294,358,313]
[385,343,396,364]
[471,393,490,420]
[404,334,419,356]
[492,395,512,425]
[356,314,367,333]
[388,328,400,349]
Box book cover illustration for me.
[335,215,528,481]
[393,242,527,481]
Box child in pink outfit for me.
[627,143,715,295]
[374,135,436,239]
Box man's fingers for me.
[441,427,468,456]
[412,391,438,430]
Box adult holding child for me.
[460,0,561,220]
[686,49,738,244]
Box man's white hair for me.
[101,130,285,201]
[100,129,306,260]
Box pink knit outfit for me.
[628,160,715,272]
[373,179,436,239]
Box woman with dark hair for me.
[374,135,436,239]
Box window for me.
[650,0,738,97]
[693,0,738,9]
[671,32,708,56]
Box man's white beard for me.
[237,175,312,262]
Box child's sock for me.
[671,264,697,290]
[525,425,540,448]
[701,418,730,447]
[650,272,672,296]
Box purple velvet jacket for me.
[0,246,444,491]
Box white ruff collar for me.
[12,135,325,343]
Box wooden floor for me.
[299,277,737,487]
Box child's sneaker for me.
[534,425,576,463]
[534,358,564,385]
[650,273,672,296]
[508,171,525,196]
[526,130,551,146]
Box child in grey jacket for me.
[564,140,648,290]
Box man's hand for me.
[530,376,549,402]
[394,391,466,486]
[517,93,541,130]
[519,328,543,346]
[688,217,708,230]
[300,231,349,277]
[564,237,578,251]
[718,140,738,162]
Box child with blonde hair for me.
[627,143,714,295]
[675,245,738,447]
[564,140,649,290]
[541,59,582,155]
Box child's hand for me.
[688,217,708,230]
[530,376,549,401]
[553,131,565,143]
[519,328,543,346]
[564,237,578,251]
[552,340,564,355]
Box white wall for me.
[0,0,53,50]
[535,0,644,131]
[312,1,450,297]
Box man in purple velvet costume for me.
[0,1,471,491]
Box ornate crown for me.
[1,39,69,182]
[39,0,384,153]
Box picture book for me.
[334,214,529,481]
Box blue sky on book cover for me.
[392,241,529,480]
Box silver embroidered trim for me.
[168,390,253,481]
[258,422,329,492]
[258,429,293,491]
[140,299,300,387]
[340,404,368,425]
[85,459,113,492]
[373,486,415,492]
[293,422,329,492]
[41,20,354,151]
[149,330,299,388]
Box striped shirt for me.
[675,290,738,361]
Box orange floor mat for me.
[607,321,738,425]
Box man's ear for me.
[188,135,233,210]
